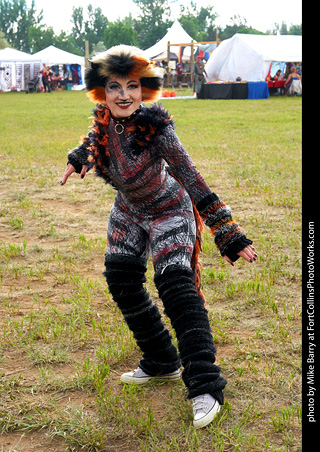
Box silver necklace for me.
[112,108,140,134]
[114,122,125,134]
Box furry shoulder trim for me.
[85,103,174,183]
[131,104,174,153]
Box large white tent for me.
[33,45,85,86]
[32,45,84,66]
[144,19,196,60]
[206,34,302,82]
[0,47,42,91]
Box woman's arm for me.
[159,126,256,263]
[60,134,94,185]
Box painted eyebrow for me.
[107,80,139,85]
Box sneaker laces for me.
[132,368,149,377]
[193,395,213,415]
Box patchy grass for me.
[0,91,301,451]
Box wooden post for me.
[191,40,194,68]
[85,40,89,69]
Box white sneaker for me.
[120,367,181,384]
[192,394,221,428]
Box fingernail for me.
[81,174,84,179]
[60,181,63,185]
[250,259,253,263]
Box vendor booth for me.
[202,34,302,99]
[0,47,42,92]
[32,45,85,89]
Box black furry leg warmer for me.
[154,264,227,404]
[104,254,180,375]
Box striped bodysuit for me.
[67,104,251,273]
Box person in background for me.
[0,67,6,93]
[284,66,302,96]
[40,64,52,93]
[176,62,183,88]
[273,69,285,95]
[161,60,168,87]
[274,69,284,81]
[192,55,207,97]
[60,45,257,429]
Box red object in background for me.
[265,63,272,81]
[268,80,285,88]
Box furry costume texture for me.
[68,104,252,265]
[154,264,227,404]
[104,254,180,375]
[66,44,254,410]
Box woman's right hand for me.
[60,164,88,185]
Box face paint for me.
[105,76,142,118]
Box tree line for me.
[0,0,302,55]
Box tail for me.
[190,200,206,306]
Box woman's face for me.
[105,76,142,118]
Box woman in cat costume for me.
[60,45,257,429]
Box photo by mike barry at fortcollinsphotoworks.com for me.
[303,220,317,440]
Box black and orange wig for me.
[85,45,163,104]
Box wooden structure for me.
[165,39,220,86]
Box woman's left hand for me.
[60,164,88,186]
[224,244,258,266]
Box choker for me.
[112,108,140,134]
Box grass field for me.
[0,91,302,452]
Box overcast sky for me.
[33,0,302,35]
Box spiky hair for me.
[85,45,163,104]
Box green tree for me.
[84,5,108,51]
[219,15,256,40]
[237,27,265,35]
[267,21,302,35]
[28,25,55,53]
[179,3,217,41]
[71,4,108,53]
[279,22,289,35]
[288,24,302,35]
[90,41,107,57]
[71,6,85,50]
[0,0,43,51]
[0,29,10,49]
[104,20,138,49]
[133,0,172,49]
[54,32,83,56]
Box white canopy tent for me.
[206,34,302,82]
[33,45,85,86]
[32,45,85,66]
[144,19,196,61]
[0,47,42,91]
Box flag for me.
[179,46,185,63]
